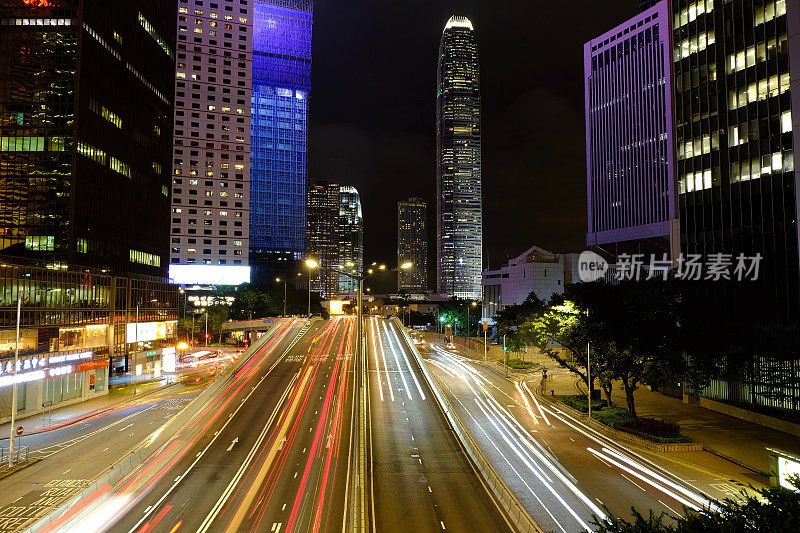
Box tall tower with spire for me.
[436,16,482,299]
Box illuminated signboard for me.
[0,350,92,376]
[126,321,177,343]
[169,265,251,286]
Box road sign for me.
[16,426,23,436]
[482,320,488,332]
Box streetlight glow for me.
[400,262,413,269]
[305,259,319,268]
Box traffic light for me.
[503,346,509,351]
[205,333,211,339]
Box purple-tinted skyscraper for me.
[250,0,312,282]
[584,1,679,258]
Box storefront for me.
[0,349,110,423]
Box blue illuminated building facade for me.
[250,0,312,281]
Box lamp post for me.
[276,278,287,317]
[466,301,477,338]
[9,287,61,465]
[304,259,411,365]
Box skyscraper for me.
[584,2,680,259]
[0,0,176,278]
[306,180,339,300]
[249,0,312,283]
[338,186,363,295]
[169,0,253,286]
[436,16,482,299]
[398,198,428,293]
[672,0,799,407]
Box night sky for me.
[310,1,637,291]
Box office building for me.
[339,186,363,295]
[0,0,179,416]
[398,198,428,293]
[436,16,482,300]
[249,0,313,283]
[306,180,339,299]
[584,2,680,259]
[169,0,253,287]
[0,0,175,278]
[672,0,799,409]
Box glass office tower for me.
[338,186,363,295]
[398,198,428,293]
[436,16,482,299]
[306,180,339,300]
[0,0,175,278]
[250,0,312,282]
[672,0,800,410]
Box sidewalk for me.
[0,377,174,438]
[427,331,800,481]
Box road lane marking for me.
[226,437,239,452]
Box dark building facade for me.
[0,0,176,279]
[249,0,312,283]
[672,0,800,409]
[436,16,482,300]
[398,198,428,293]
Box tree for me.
[495,292,545,356]
[592,477,800,532]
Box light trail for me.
[369,319,384,401]
[373,318,394,401]
[387,321,427,400]
[381,321,414,400]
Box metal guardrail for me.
[392,318,544,533]
[0,446,29,468]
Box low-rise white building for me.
[482,246,578,320]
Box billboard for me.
[126,321,177,343]
[169,265,251,286]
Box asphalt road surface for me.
[17,317,361,533]
[424,338,743,532]
[366,317,512,533]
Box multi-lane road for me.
[0,314,749,533]
[366,317,511,533]
[423,337,745,532]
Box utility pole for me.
[587,308,592,420]
[205,311,208,347]
[8,295,21,465]
[503,334,507,378]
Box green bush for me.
[563,394,608,413]
[628,417,681,438]
[592,407,633,429]
[506,358,536,370]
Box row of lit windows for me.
[673,0,713,30]
[675,30,714,60]
[77,141,106,165]
[174,248,242,255]
[726,34,787,74]
[730,150,794,183]
[755,1,786,27]
[1,136,66,152]
[678,132,719,160]
[728,72,790,110]
[178,6,247,24]
[88,98,122,129]
[173,208,243,217]
[129,249,161,267]
[729,111,792,146]
[138,12,173,59]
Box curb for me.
[539,391,704,453]
[0,458,43,480]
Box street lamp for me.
[466,301,477,337]
[8,286,61,465]
[305,259,319,318]
[275,277,287,317]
